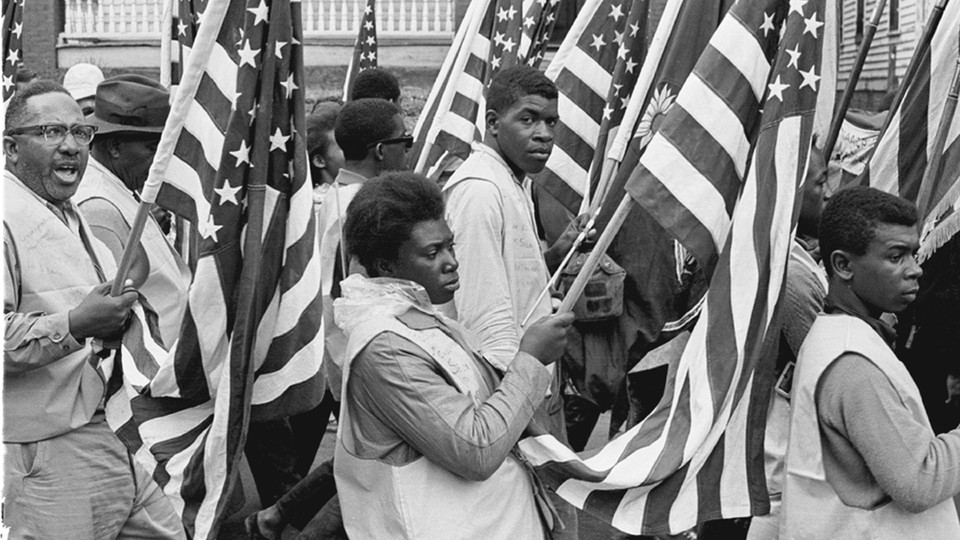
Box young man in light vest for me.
[441,64,587,538]
[335,171,573,539]
[781,186,960,538]
[3,80,185,539]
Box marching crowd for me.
[3,59,960,540]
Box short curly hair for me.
[334,98,402,161]
[486,65,557,115]
[350,68,401,102]
[344,171,445,276]
[819,186,918,276]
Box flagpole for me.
[160,0,174,88]
[876,0,949,139]
[520,205,601,326]
[110,0,230,296]
[556,194,634,315]
[916,50,960,217]
[822,0,888,158]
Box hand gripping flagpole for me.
[916,42,960,218]
[110,0,230,296]
[822,0,888,158]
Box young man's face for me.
[798,146,827,238]
[376,114,410,172]
[846,222,922,316]
[382,218,459,305]
[489,94,558,178]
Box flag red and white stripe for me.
[863,0,960,261]
[106,1,324,538]
[520,0,837,533]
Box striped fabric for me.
[341,0,378,100]
[864,0,960,262]
[532,0,650,213]
[2,0,23,104]
[409,0,558,176]
[519,0,836,534]
[105,1,325,538]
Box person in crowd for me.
[74,74,190,349]
[781,186,960,538]
[14,64,39,93]
[3,80,185,539]
[349,67,401,104]
[244,97,409,540]
[334,171,573,538]
[62,63,104,116]
[307,100,344,194]
[441,64,588,539]
[746,146,829,540]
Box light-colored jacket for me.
[333,276,546,540]
[3,172,116,442]
[74,158,190,349]
[441,144,552,371]
[781,314,960,539]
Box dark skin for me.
[826,222,923,319]
[484,95,594,272]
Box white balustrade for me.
[62,0,453,41]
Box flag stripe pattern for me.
[106,1,325,538]
[533,0,649,212]
[2,0,23,104]
[519,0,836,534]
[409,0,559,176]
[864,0,960,261]
[342,0,378,99]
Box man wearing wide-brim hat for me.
[75,74,190,350]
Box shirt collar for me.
[335,168,367,186]
[478,142,525,186]
[4,169,83,230]
[824,296,898,347]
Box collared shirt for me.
[4,172,88,372]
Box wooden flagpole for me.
[822,0,888,158]
[916,48,960,217]
[110,0,230,295]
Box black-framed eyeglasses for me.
[366,135,413,150]
[4,123,98,145]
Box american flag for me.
[105,1,325,538]
[409,0,559,177]
[862,0,960,262]
[342,0,378,99]
[532,0,650,213]
[519,0,837,534]
[2,0,24,104]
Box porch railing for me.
[61,0,455,41]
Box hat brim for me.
[87,115,165,135]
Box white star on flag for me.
[799,65,820,90]
[247,0,269,25]
[609,3,624,21]
[269,128,290,151]
[767,75,788,102]
[237,40,260,68]
[280,73,299,98]
[786,44,801,68]
[760,12,775,36]
[803,13,823,37]
[230,140,252,166]
[590,33,605,51]
[214,180,242,205]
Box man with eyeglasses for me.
[3,80,185,539]
[74,74,190,350]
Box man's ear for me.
[107,137,122,159]
[485,109,499,136]
[311,153,326,170]
[371,143,385,162]
[830,249,856,282]
[3,136,19,165]
[374,257,394,278]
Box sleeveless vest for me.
[3,173,117,442]
[74,159,190,349]
[781,313,960,539]
[334,316,545,540]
